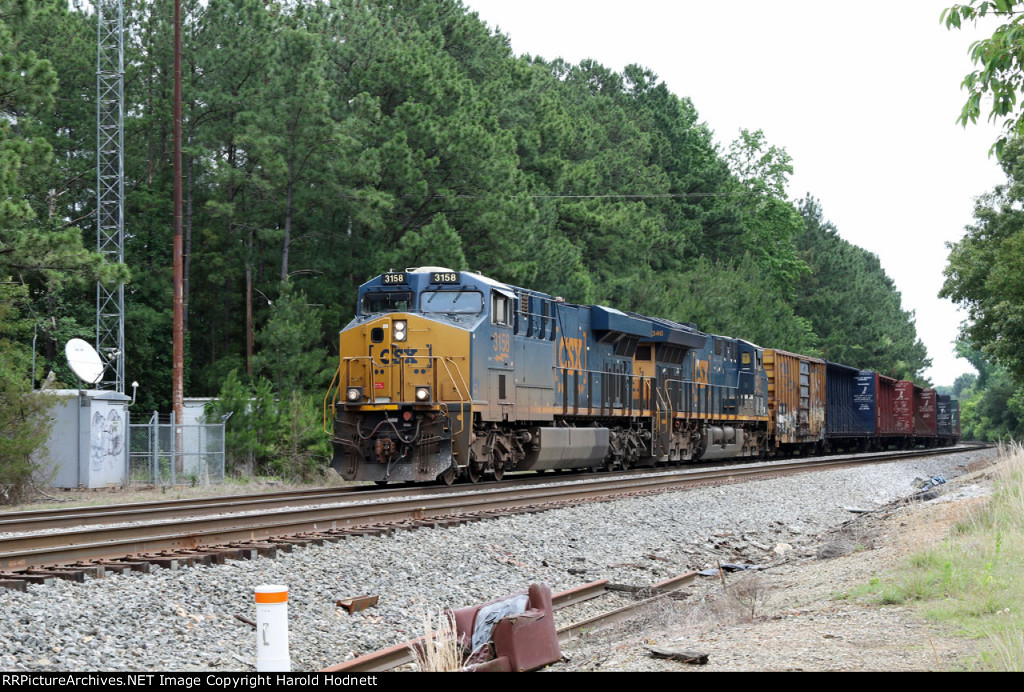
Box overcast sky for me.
[463,0,1006,386]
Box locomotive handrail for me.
[662,377,741,422]
[323,364,344,434]
[394,354,470,435]
[553,365,656,416]
[441,357,471,435]
[327,355,469,436]
[338,355,385,402]
[654,381,671,417]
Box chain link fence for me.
[128,412,226,485]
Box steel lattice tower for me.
[95,0,125,392]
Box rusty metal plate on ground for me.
[337,594,379,613]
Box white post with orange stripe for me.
[254,584,290,671]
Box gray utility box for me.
[38,389,131,489]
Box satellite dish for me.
[65,338,105,385]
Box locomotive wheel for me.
[466,463,483,484]
[489,448,505,481]
[374,480,389,486]
[438,465,458,486]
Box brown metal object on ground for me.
[336,595,379,613]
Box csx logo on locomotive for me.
[558,336,585,370]
[368,345,428,366]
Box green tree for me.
[186,0,281,393]
[667,256,817,353]
[205,371,282,476]
[725,129,808,299]
[943,0,1024,157]
[795,198,930,380]
[0,284,53,503]
[206,369,329,480]
[1,0,116,501]
[251,284,329,395]
[958,368,1024,440]
[941,136,1024,382]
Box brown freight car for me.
[763,349,825,455]
[875,375,915,449]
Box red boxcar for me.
[876,376,914,448]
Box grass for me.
[409,610,463,672]
[852,441,1024,670]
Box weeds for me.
[854,441,1024,670]
[985,622,1024,672]
[726,574,771,621]
[678,573,773,630]
[409,610,462,672]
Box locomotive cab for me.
[328,268,481,483]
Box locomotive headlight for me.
[393,320,407,342]
[346,386,363,403]
[414,386,431,402]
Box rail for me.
[0,445,988,575]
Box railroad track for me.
[0,445,985,587]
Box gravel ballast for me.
[0,449,994,671]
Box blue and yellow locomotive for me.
[326,268,775,484]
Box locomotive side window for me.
[491,292,511,326]
[362,290,414,315]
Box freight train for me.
[325,268,960,484]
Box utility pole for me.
[173,0,185,471]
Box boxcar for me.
[936,394,961,446]
[875,375,914,449]
[824,362,876,451]
[763,349,825,454]
[914,386,937,446]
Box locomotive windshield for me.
[362,290,414,315]
[420,290,483,314]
